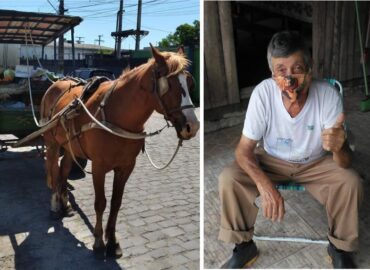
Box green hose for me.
[355,0,369,96]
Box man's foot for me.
[221,240,258,269]
[327,242,356,269]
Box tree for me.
[158,20,199,47]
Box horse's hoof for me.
[62,205,75,217]
[93,246,106,260]
[106,242,122,258]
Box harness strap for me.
[60,115,92,174]
[167,104,195,115]
[80,121,147,139]
[71,118,90,160]
[93,80,118,121]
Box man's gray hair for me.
[267,31,311,72]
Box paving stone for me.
[146,239,167,249]
[169,254,189,266]
[183,250,199,260]
[143,215,165,224]
[127,218,146,227]
[161,227,185,237]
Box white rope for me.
[144,139,182,170]
[253,235,328,245]
[24,28,42,128]
[25,24,54,84]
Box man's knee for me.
[218,164,240,193]
[337,168,363,198]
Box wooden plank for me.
[347,1,357,81]
[204,2,228,109]
[312,2,326,78]
[331,2,341,79]
[338,1,349,80]
[323,1,334,77]
[218,1,240,105]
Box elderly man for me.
[218,31,363,269]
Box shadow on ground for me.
[0,152,122,270]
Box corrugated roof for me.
[0,10,82,46]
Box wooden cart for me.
[0,9,82,151]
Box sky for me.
[1,0,200,50]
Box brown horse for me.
[40,46,199,258]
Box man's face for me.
[271,50,312,102]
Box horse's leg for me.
[92,163,107,259]
[58,150,74,216]
[44,140,63,218]
[105,163,135,258]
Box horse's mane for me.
[119,51,190,80]
[148,52,191,77]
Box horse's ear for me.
[150,43,167,71]
[177,45,185,55]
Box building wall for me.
[0,44,20,68]
[312,1,369,81]
[19,44,111,60]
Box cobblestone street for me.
[0,109,199,270]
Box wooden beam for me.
[219,1,240,104]
[204,2,228,109]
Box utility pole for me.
[115,0,123,58]
[95,35,104,46]
[135,0,142,51]
[76,36,85,44]
[58,0,66,73]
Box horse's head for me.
[149,45,199,140]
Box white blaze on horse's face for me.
[178,73,200,139]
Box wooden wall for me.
[205,1,370,114]
[312,1,369,81]
[204,1,240,110]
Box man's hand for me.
[256,181,285,222]
[321,113,345,153]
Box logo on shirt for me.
[307,125,315,131]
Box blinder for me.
[158,76,169,97]
[152,68,195,120]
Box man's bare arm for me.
[235,136,285,222]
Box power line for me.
[46,0,58,12]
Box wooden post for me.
[219,1,240,105]
[58,0,65,73]
[71,27,75,68]
[204,1,227,109]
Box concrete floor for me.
[204,89,370,268]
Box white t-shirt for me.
[242,78,343,164]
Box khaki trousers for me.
[218,148,363,251]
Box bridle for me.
[152,68,195,121]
